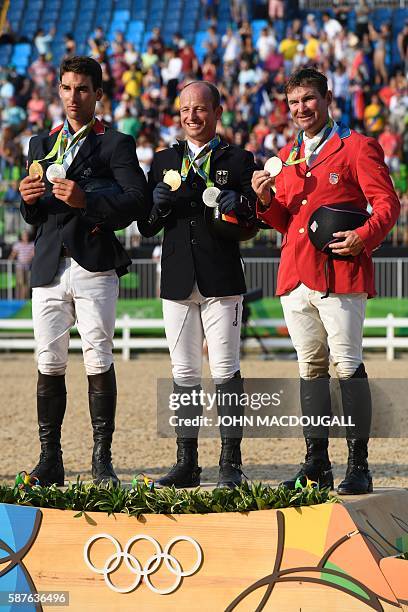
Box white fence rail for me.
[0,314,407,361]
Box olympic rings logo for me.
[83,533,202,595]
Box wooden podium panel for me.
[0,490,407,611]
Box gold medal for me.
[28,161,43,180]
[163,170,182,191]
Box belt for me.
[60,245,72,258]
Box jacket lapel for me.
[309,132,343,170]
[212,140,229,162]
[66,130,101,178]
[172,140,185,159]
[282,139,307,174]
[298,141,307,173]
[42,133,60,158]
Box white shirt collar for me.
[303,120,338,165]
[187,139,210,159]
[303,122,330,145]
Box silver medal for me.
[202,186,220,208]
[46,163,66,183]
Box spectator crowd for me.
[1,1,408,246]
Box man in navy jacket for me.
[19,56,148,487]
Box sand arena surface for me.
[0,354,407,488]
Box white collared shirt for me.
[303,120,338,166]
[62,119,94,172]
[187,139,211,168]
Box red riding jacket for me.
[257,126,401,297]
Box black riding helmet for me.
[308,203,371,260]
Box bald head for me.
[180,81,220,109]
[179,81,223,146]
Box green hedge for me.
[0,480,337,517]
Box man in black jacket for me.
[19,56,148,487]
[139,81,257,488]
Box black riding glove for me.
[216,190,255,221]
[152,182,175,217]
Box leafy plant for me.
[0,480,338,516]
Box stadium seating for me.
[10,43,31,74]
[0,44,12,67]
[371,7,393,29]
[2,0,406,74]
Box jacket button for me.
[306,172,312,178]
[192,182,197,189]
[301,199,307,205]
[190,220,196,226]
[299,227,305,234]
[191,238,197,245]
[190,201,197,207]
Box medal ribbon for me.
[33,118,95,166]
[285,118,334,166]
[180,135,220,188]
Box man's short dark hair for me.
[60,56,102,91]
[181,80,221,109]
[285,68,328,98]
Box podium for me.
[1,489,407,611]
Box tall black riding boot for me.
[282,377,333,490]
[30,372,66,486]
[88,364,120,486]
[156,383,202,488]
[156,438,202,488]
[282,438,333,490]
[337,439,373,494]
[216,372,244,489]
[337,363,372,495]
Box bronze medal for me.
[264,156,283,177]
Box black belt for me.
[60,245,72,257]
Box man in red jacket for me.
[252,67,400,495]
